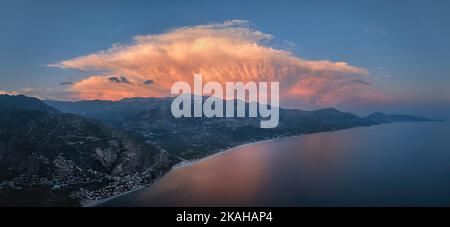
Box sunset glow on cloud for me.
[0,90,18,95]
[52,20,379,107]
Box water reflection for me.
[103,122,450,206]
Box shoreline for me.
[89,121,431,207]
[90,134,304,207]
[171,135,301,170]
[84,185,146,207]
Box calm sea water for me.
[102,121,450,206]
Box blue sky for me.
[1,0,449,117]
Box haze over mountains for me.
[0,94,434,206]
[46,96,432,159]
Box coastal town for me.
[0,156,169,206]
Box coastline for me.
[90,134,304,207]
[88,121,449,207]
[84,185,146,207]
[89,121,433,207]
[171,135,301,170]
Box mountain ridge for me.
[45,96,435,159]
[0,94,177,206]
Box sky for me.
[1,0,449,117]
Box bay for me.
[102,121,450,206]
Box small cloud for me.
[363,23,388,37]
[108,76,131,84]
[108,77,120,83]
[0,88,35,95]
[119,76,130,84]
[0,90,18,95]
[144,80,154,86]
[60,82,73,86]
[20,87,35,93]
[108,77,121,83]
[109,26,123,35]
[352,79,371,86]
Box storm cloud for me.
[51,20,381,107]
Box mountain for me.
[365,112,430,124]
[46,97,173,123]
[0,94,60,114]
[0,95,177,206]
[46,97,435,159]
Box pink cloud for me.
[52,20,381,107]
[0,90,18,95]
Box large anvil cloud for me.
[51,20,381,107]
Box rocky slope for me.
[0,95,178,206]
